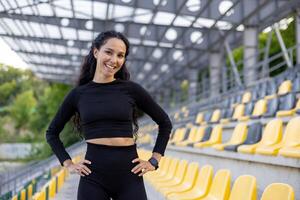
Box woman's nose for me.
[109,54,117,64]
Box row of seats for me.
[139,150,295,200]
[223,77,300,108]
[172,69,300,123]
[194,94,300,125]
[169,117,300,158]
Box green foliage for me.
[9,90,37,129]
[0,65,81,162]
[0,80,17,105]
[28,83,71,135]
[226,17,296,77]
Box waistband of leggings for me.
[86,142,137,150]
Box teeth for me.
[106,64,115,69]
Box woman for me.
[45,30,172,200]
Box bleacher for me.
[140,66,300,199]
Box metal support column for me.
[262,30,273,78]
[209,52,222,97]
[243,27,258,86]
[188,67,198,102]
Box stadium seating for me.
[197,169,231,200]
[260,183,295,200]
[257,117,300,157]
[187,126,212,147]
[160,162,199,196]
[239,99,267,121]
[212,123,248,151]
[276,93,296,117]
[176,126,204,147]
[169,128,187,144]
[153,160,188,190]
[277,97,300,117]
[167,165,213,200]
[228,175,257,200]
[238,119,283,154]
[194,125,222,148]
[224,122,262,152]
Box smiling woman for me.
[92,38,126,81]
[45,30,172,200]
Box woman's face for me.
[93,38,126,79]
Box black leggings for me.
[77,143,148,200]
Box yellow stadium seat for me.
[195,112,204,124]
[145,157,171,181]
[261,183,295,200]
[238,119,283,154]
[169,128,181,143]
[277,98,300,117]
[256,117,300,156]
[175,126,198,146]
[265,80,292,100]
[213,123,248,151]
[277,117,300,158]
[191,126,208,144]
[198,169,231,200]
[242,91,252,103]
[154,160,188,190]
[161,162,199,196]
[144,157,173,182]
[149,158,179,184]
[233,104,245,121]
[176,126,206,147]
[228,175,257,200]
[278,80,292,96]
[194,125,222,148]
[169,128,187,144]
[210,109,221,123]
[167,165,213,200]
[239,99,267,121]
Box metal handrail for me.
[0,141,86,196]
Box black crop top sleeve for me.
[130,82,173,156]
[45,88,78,166]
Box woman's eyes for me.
[105,51,124,59]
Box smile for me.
[105,64,116,70]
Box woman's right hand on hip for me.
[66,159,92,176]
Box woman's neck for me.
[93,76,115,83]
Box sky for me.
[0,38,30,70]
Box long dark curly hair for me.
[72,30,139,140]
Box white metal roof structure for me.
[0,0,299,93]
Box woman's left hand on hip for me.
[131,158,155,176]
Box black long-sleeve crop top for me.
[45,79,172,165]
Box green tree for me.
[0,80,17,106]
[9,90,37,129]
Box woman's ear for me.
[93,48,98,59]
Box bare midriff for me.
[86,137,135,146]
